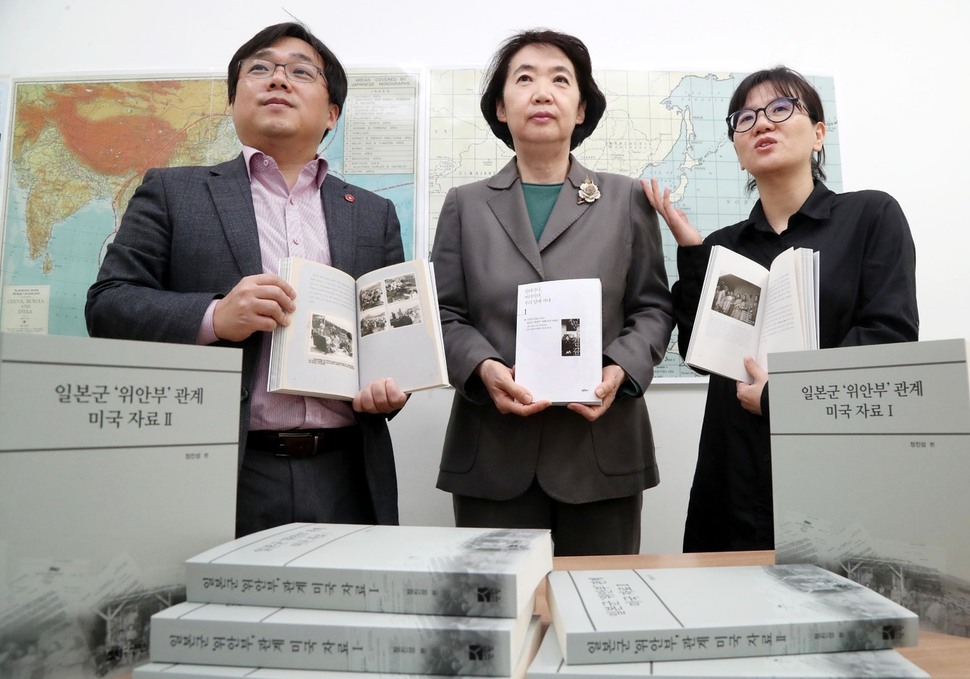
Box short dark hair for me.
[480,29,606,151]
[227,22,348,139]
[727,66,826,190]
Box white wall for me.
[2,0,967,553]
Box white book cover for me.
[135,615,541,679]
[268,257,447,399]
[527,623,928,678]
[0,334,239,679]
[769,339,970,638]
[547,564,918,665]
[685,246,818,383]
[149,598,536,677]
[514,278,602,404]
[185,523,552,617]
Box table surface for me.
[543,551,970,678]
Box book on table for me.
[514,278,602,405]
[526,622,928,678]
[134,615,542,679]
[684,245,818,383]
[148,596,536,677]
[268,257,447,399]
[546,563,918,665]
[185,522,552,617]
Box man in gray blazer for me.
[86,22,406,536]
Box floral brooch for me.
[577,175,601,204]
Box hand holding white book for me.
[514,279,602,405]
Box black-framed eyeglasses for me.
[726,97,800,134]
[239,57,325,85]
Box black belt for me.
[247,428,358,457]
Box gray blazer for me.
[431,157,674,503]
[85,154,403,523]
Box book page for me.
[514,278,602,405]
[268,258,360,399]
[756,248,812,368]
[355,259,448,393]
[805,249,820,349]
[794,248,819,349]
[684,245,768,382]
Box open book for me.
[514,278,602,405]
[685,246,818,383]
[268,257,448,400]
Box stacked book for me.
[528,564,929,678]
[133,522,552,678]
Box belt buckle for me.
[277,432,317,457]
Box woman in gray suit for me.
[430,29,674,555]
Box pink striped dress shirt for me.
[200,147,355,430]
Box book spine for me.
[150,611,518,676]
[185,564,520,617]
[561,617,919,665]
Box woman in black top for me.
[642,66,919,552]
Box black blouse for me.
[674,181,919,551]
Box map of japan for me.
[429,69,840,378]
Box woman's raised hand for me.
[640,178,703,246]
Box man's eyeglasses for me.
[726,97,800,134]
[239,58,325,85]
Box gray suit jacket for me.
[85,154,403,523]
[431,157,673,503]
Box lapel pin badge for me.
[577,175,601,204]
[344,193,355,203]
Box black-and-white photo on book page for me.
[685,246,818,383]
[269,258,447,399]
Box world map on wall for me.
[1,72,418,336]
[429,70,841,379]
[2,69,838,379]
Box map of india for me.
[2,72,418,336]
